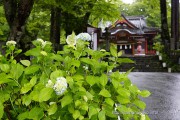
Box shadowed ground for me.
[128,72,180,120]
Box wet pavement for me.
[128,72,180,120]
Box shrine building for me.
[98,14,160,55]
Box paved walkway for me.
[128,72,180,120]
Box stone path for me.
[128,72,180,120]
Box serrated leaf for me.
[133,100,146,110]
[0,73,13,84]
[24,65,40,75]
[99,74,108,87]
[86,75,96,86]
[25,48,41,56]
[21,83,33,94]
[73,110,81,119]
[98,110,106,120]
[99,89,111,97]
[117,95,130,104]
[22,95,31,106]
[17,111,29,120]
[0,64,10,73]
[110,43,117,57]
[88,106,99,118]
[71,60,80,67]
[10,63,24,79]
[48,102,57,115]
[20,60,31,67]
[61,94,73,108]
[105,98,114,107]
[30,76,37,86]
[28,107,44,120]
[117,87,130,98]
[139,90,151,97]
[39,88,53,102]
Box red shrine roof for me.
[107,14,160,36]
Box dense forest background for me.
[0,0,179,50]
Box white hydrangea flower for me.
[46,80,54,88]
[37,38,47,48]
[40,51,47,56]
[76,33,91,41]
[6,40,16,46]
[53,77,68,95]
[66,33,76,46]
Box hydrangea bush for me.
[0,32,151,120]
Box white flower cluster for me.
[46,77,68,95]
[6,40,16,46]
[76,33,91,41]
[66,35,76,46]
[37,38,47,48]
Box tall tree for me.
[160,0,170,47]
[3,0,35,52]
[171,0,179,50]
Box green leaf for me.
[88,106,99,118]
[86,75,96,86]
[73,110,81,119]
[99,89,111,97]
[117,51,122,57]
[20,60,31,67]
[117,87,130,98]
[99,74,108,87]
[139,90,151,97]
[110,43,117,57]
[61,94,73,108]
[98,110,106,120]
[28,107,44,120]
[117,105,132,115]
[117,58,134,64]
[105,98,114,107]
[86,91,94,100]
[50,70,64,81]
[21,83,33,94]
[17,111,29,120]
[0,64,10,73]
[116,95,130,104]
[0,73,13,84]
[24,65,40,75]
[48,102,57,115]
[71,60,80,67]
[25,48,41,56]
[133,100,146,110]
[39,87,53,102]
[30,76,37,86]
[22,95,31,106]
[0,102,4,119]
[10,63,24,79]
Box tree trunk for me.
[171,0,179,50]
[160,0,170,47]
[3,0,34,45]
[50,7,61,51]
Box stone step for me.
[117,55,167,72]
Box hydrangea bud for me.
[6,40,16,46]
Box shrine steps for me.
[116,55,167,72]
